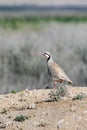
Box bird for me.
[43,52,73,88]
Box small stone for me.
[34,119,47,127]
[67,91,74,98]
[83,111,87,114]
[42,111,47,116]
[61,96,68,100]
[57,119,65,129]
[29,91,33,94]
[25,88,29,92]
[0,124,6,129]
[84,119,87,121]
[58,119,65,124]
[24,93,28,97]
[6,121,12,126]
[0,95,4,99]
[28,103,36,109]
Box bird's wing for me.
[50,62,72,84]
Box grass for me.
[14,114,28,122]
[11,90,16,94]
[0,17,41,30]
[72,93,86,100]
[1,16,87,29]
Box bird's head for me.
[43,52,52,61]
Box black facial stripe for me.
[44,52,50,61]
[47,55,50,61]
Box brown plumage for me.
[43,52,73,87]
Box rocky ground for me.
[0,87,87,130]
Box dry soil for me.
[0,87,87,130]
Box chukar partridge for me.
[43,52,73,88]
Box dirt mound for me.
[0,87,87,130]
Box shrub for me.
[72,93,86,100]
[0,44,48,92]
[14,115,28,122]
[49,86,67,102]
[11,90,16,94]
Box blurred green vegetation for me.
[1,16,87,29]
